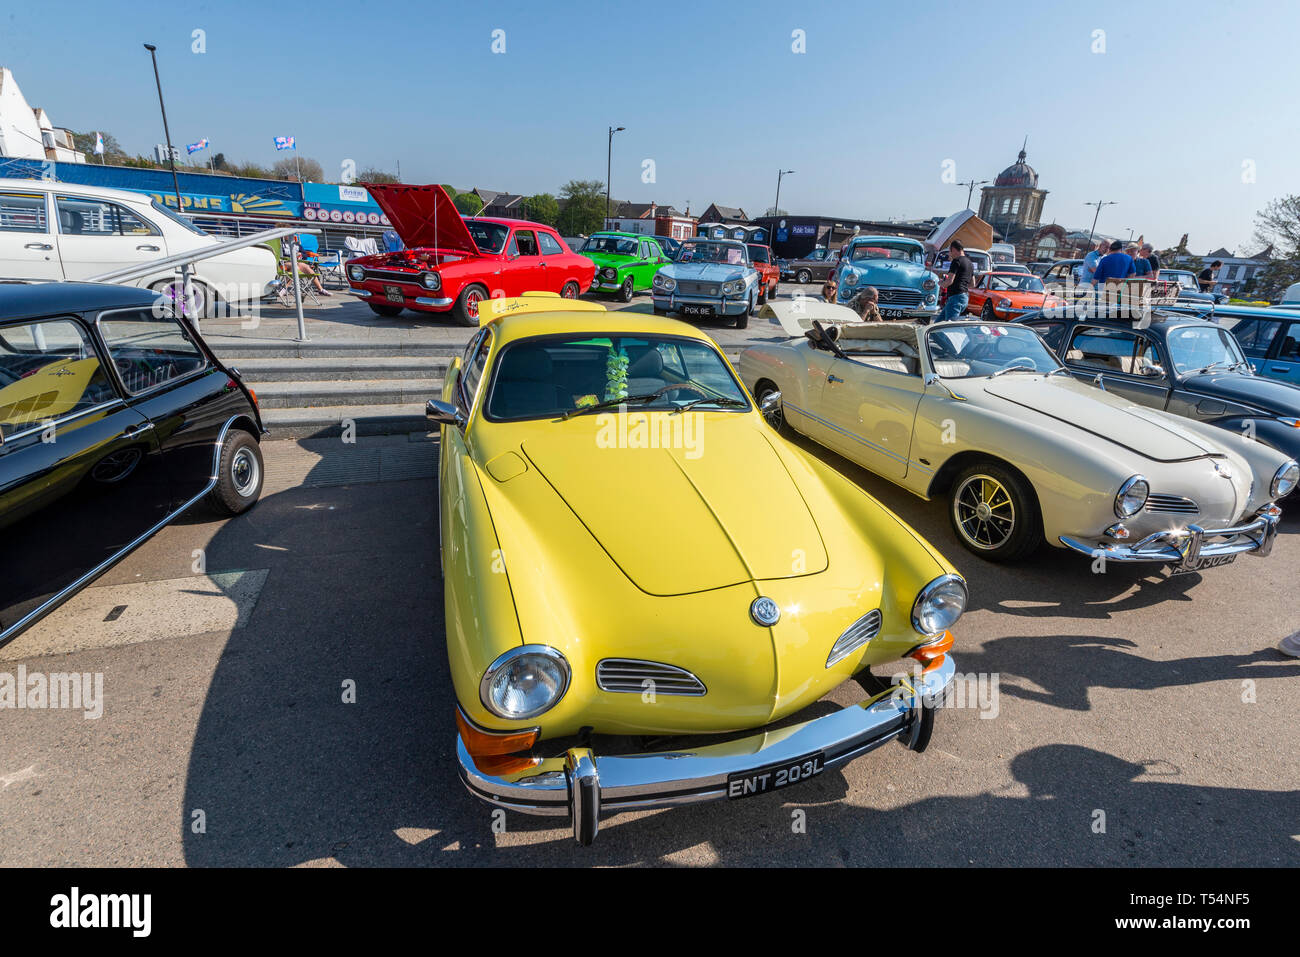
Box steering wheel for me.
[999,356,1039,371]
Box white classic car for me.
[740,303,1297,568]
[0,179,276,316]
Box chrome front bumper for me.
[652,293,749,316]
[457,656,955,845]
[347,288,453,308]
[1059,506,1281,566]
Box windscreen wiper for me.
[558,383,682,420]
[669,396,747,415]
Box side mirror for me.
[759,390,783,415]
[426,398,466,428]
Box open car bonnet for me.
[982,376,1224,462]
[521,421,828,596]
[359,182,479,254]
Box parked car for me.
[746,242,780,303]
[1158,269,1220,304]
[651,237,760,328]
[0,178,276,317]
[831,236,940,320]
[1161,302,1300,387]
[781,246,840,284]
[988,262,1031,275]
[989,242,1017,265]
[427,293,966,845]
[1040,259,1085,294]
[741,302,1294,566]
[966,271,1065,320]
[1018,306,1300,463]
[930,247,992,276]
[1027,261,1054,278]
[577,231,671,302]
[653,235,683,260]
[0,282,266,649]
[345,183,595,324]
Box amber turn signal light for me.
[455,707,540,757]
[908,631,954,673]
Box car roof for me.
[849,235,922,246]
[1021,309,1224,330]
[0,177,156,206]
[589,230,642,239]
[487,309,718,346]
[1163,302,1286,318]
[0,281,156,321]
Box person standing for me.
[1093,240,1136,285]
[1076,238,1107,288]
[939,240,973,321]
[1130,244,1153,279]
[1199,260,1223,292]
[1141,243,1161,275]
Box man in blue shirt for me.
[1093,240,1136,285]
[1075,238,1107,287]
[1130,244,1153,278]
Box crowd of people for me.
[1073,238,1164,288]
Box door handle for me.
[137,245,161,251]
[123,422,154,436]
[25,242,53,250]
[828,374,844,384]
[1272,366,1290,373]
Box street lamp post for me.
[957,179,989,210]
[1085,200,1117,245]
[774,168,794,217]
[606,126,625,225]
[143,43,193,322]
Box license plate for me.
[727,752,824,799]
[682,304,714,316]
[384,285,404,303]
[882,308,905,318]
[1170,553,1237,576]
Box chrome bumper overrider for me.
[457,656,956,845]
[1059,507,1280,564]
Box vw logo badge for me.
[750,597,781,626]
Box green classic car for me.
[578,232,672,302]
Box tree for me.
[71,130,126,161]
[557,179,608,236]
[226,160,272,179]
[521,193,559,227]
[453,192,484,215]
[271,156,324,182]
[211,152,229,172]
[1251,195,1300,299]
[358,168,399,183]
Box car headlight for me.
[723,280,740,295]
[480,646,571,720]
[602,267,617,280]
[655,275,675,292]
[997,298,1013,311]
[421,271,440,290]
[1271,459,1299,498]
[1114,475,1149,517]
[911,574,967,636]
[922,278,937,291]
[348,265,365,282]
[842,271,858,286]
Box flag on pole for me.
[274,136,296,151]
[186,138,209,155]
[93,132,104,155]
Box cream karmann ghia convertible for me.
[740,303,1297,568]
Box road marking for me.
[0,570,270,661]
[0,764,39,790]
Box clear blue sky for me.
[5,0,1297,252]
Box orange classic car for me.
[966,271,1065,320]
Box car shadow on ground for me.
[179,438,1298,868]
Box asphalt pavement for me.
[1,286,1297,867]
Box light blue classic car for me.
[652,238,760,328]
[833,236,940,320]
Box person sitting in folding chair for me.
[292,234,332,297]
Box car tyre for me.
[561,281,581,299]
[981,301,995,321]
[948,462,1041,561]
[452,284,488,326]
[796,269,811,284]
[368,302,404,317]
[207,429,263,516]
[618,276,635,302]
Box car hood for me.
[520,418,827,596]
[980,375,1224,462]
[582,251,637,269]
[1182,371,1300,415]
[663,262,750,283]
[843,260,933,285]
[359,182,478,254]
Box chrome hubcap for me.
[759,390,783,430]
[231,448,259,497]
[954,475,1015,550]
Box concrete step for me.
[260,402,433,440]
[232,355,448,382]
[254,378,443,409]
[208,338,466,360]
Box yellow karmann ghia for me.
[428,293,968,844]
